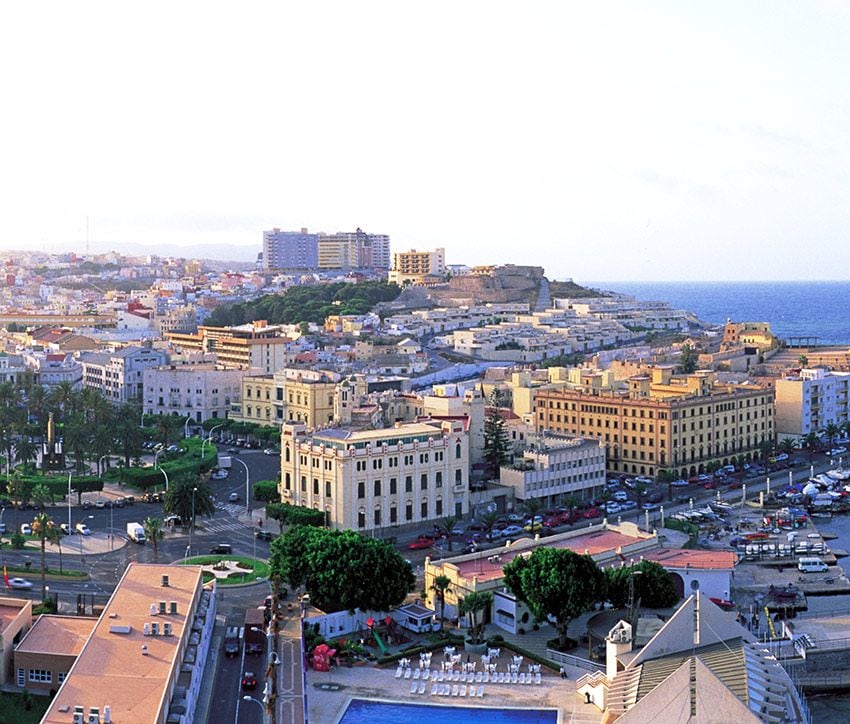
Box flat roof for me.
[16,615,97,657]
[42,563,203,724]
[642,548,738,571]
[0,598,29,631]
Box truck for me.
[217,455,232,469]
[126,522,146,543]
[244,607,265,655]
[224,626,243,657]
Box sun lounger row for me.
[396,666,542,685]
[422,683,485,698]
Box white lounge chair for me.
[404,668,412,679]
[519,673,526,684]
[477,684,485,697]
[395,666,403,678]
[468,685,476,697]
[453,670,460,682]
[451,685,459,697]
[413,668,420,680]
[410,680,418,694]
[511,672,518,684]
[441,684,451,696]
[430,684,439,696]
[438,671,445,682]
[475,671,483,683]
[459,684,467,697]
[418,682,426,695]
[483,672,489,683]
[525,672,533,684]
[534,672,542,685]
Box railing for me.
[545,649,605,674]
[576,670,608,689]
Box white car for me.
[263,448,278,456]
[20,524,33,535]
[613,490,629,502]
[95,499,106,509]
[501,525,524,537]
[604,502,621,514]
[211,469,229,480]
[76,523,91,536]
[671,479,690,487]
[619,501,638,511]
[8,577,32,590]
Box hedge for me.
[10,475,103,499]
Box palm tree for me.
[144,517,164,562]
[599,488,613,517]
[824,423,841,447]
[14,436,38,472]
[431,575,451,623]
[479,511,499,541]
[560,494,580,523]
[437,516,459,552]
[803,432,820,461]
[778,438,797,456]
[45,523,64,573]
[459,591,494,645]
[31,512,52,601]
[157,415,176,446]
[522,497,543,521]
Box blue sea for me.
[586,281,850,346]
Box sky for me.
[1,1,848,282]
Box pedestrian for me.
[560,666,567,679]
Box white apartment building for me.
[0,353,26,384]
[498,433,607,506]
[142,363,247,423]
[388,248,446,286]
[280,419,470,532]
[775,367,850,441]
[22,352,82,389]
[80,345,170,404]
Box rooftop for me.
[16,615,97,657]
[42,563,203,724]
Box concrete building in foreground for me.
[280,419,470,532]
[0,597,33,687]
[41,562,213,724]
[14,615,97,694]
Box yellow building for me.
[280,419,469,532]
[723,321,777,349]
[283,370,338,427]
[233,373,283,425]
[535,367,774,479]
[165,320,292,372]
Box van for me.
[797,557,828,573]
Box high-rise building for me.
[388,248,446,285]
[318,228,390,270]
[262,228,319,270]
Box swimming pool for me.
[338,698,559,724]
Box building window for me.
[357,481,365,499]
[374,508,382,526]
[455,469,462,486]
[390,506,397,523]
[325,481,332,497]
[390,477,397,495]
[358,510,366,528]
[374,480,381,496]
[16,669,24,687]
[420,473,428,490]
[405,475,413,493]
[28,669,52,683]
[435,471,442,487]
[406,501,413,521]
[58,672,66,684]
[285,473,291,491]
[300,476,307,492]
[421,500,428,518]
[313,479,319,495]
[436,498,443,516]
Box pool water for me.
[338,698,559,724]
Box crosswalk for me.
[215,502,246,518]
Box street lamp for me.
[154,450,169,492]
[234,457,250,521]
[67,472,73,536]
[201,423,224,459]
[98,455,109,478]
[184,415,192,440]
[190,487,198,557]
[242,696,264,715]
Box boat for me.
[832,549,849,559]
[810,511,833,519]
[709,597,736,611]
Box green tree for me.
[431,575,452,623]
[459,591,494,644]
[436,516,459,552]
[269,526,414,613]
[605,561,679,609]
[157,415,177,446]
[803,432,820,460]
[778,437,796,456]
[163,477,215,528]
[799,354,808,368]
[522,497,544,521]
[679,343,699,374]
[144,517,164,563]
[114,403,144,467]
[479,511,499,541]
[253,480,280,503]
[31,513,52,600]
[824,423,840,446]
[31,483,53,508]
[503,547,607,648]
[758,439,775,462]
[483,409,510,478]
[14,436,38,472]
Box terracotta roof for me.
[642,548,738,570]
[16,615,96,656]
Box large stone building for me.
[280,419,469,532]
[775,367,850,441]
[79,344,170,404]
[143,363,246,423]
[535,366,774,479]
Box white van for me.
[797,557,828,573]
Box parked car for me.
[407,536,435,550]
[582,508,601,519]
[523,521,543,532]
[8,577,32,590]
[619,500,638,511]
[642,502,660,511]
[501,525,524,537]
[671,479,689,487]
[76,523,91,535]
[255,530,274,541]
[634,476,654,485]
[95,499,106,509]
[20,523,32,535]
[228,492,240,502]
[613,490,629,501]
[226,447,239,455]
[211,470,228,480]
[59,523,72,535]
[604,502,621,514]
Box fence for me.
[545,648,604,674]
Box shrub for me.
[10,533,26,549]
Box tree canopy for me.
[503,547,606,647]
[269,526,414,613]
[205,281,401,327]
[163,477,215,524]
[605,561,679,609]
[483,409,510,477]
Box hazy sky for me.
[1,2,848,281]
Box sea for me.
[589,280,850,721]
[587,280,850,346]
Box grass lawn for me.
[181,555,270,585]
[0,691,51,724]
[4,565,87,579]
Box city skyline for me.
[1,2,848,281]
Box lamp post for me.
[235,457,250,521]
[184,415,192,440]
[190,487,198,557]
[109,502,114,551]
[201,423,224,459]
[98,455,109,478]
[154,450,169,492]
[67,472,73,535]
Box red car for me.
[542,517,560,528]
[407,536,435,550]
[241,671,257,690]
[582,508,602,519]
